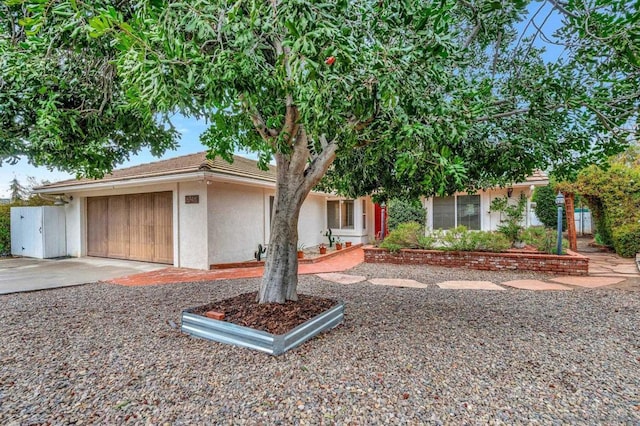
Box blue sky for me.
[0,1,564,198]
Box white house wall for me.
[177,181,209,269]
[207,182,266,265]
[297,194,327,248]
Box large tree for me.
[1,0,638,303]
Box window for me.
[327,199,355,230]
[432,194,481,230]
[362,199,367,230]
[269,196,275,225]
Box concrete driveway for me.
[0,257,166,295]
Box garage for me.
[86,192,173,264]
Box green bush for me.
[440,226,476,251]
[379,221,423,251]
[380,223,511,253]
[490,195,527,245]
[521,226,568,254]
[469,231,512,252]
[612,223,640,257]
[532,185,566,231]
[0,205,10,256]
[387,198,426,231]
[576,160,640,256]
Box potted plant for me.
[297,243,305,259]
[318,243,327,255]
[345,241,352,248]
[335,237,343,251]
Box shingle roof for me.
[36,152,276,190]
[523,170,548,183]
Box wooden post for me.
[564,192,577,252]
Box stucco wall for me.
[297,194,327,249]
[64,197,82,257]
[208,182,266,265]
[177,181,209,269]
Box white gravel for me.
[1,263,639,424]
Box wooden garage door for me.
[87,192,173,264]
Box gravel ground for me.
[1,263,639,424]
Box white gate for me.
[11,206,66,258]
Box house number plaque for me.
[185,195,199,204]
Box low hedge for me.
[612,223,640,258]
[380,222,569,255]
[0,205,10,256]
[380,222,512,253]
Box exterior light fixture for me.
[555,192,565,255]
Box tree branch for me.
[545,0,578,19]
[463,23,481,49]
[299,141,338,196]
[475,108,531,122]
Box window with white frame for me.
[362,199,367,230]
[327,199,355,230]
[432,194,481,230]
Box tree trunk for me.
[257,127,338,303]
[564,192,577,252]
[259,180,305,303]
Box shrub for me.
[612,223,640,257]
[379,221,423,251]
[490,195,527,245]
[469,231,511,252]
[380,223,510,253]
[387,198,426,231]
[0,205,9,256]
[521,226,568,254]
[576,160,640,256]
[417,233,438,250]
[532,185,566,230]
[440,226,475,251]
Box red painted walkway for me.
[108,248,365,287]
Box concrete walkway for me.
[0,257,165,295]
[5,238,637,293]
[108,248,365,286]
[108,242,640,292]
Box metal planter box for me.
[181,302,344,355]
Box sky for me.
[0,2,564,199]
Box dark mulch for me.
[192,292,338,335]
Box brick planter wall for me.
[364,247,589,276]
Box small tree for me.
[490,194,527,245]
[387,199,426,232]
[8,177,27,204]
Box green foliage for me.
[0,205,10,256]
[4,0,636,190]
[490,194,527,244]
[611,224,640,258]
[575,155,640,256]
[379,222,423,251]
[532,185,567,231]
[0,1,177,177]
[380,223,510,253]
[387,198,426,232]
[9,178,27,203]
[520,226,568,255]
[440,226,476,251]
[468,231,512,252]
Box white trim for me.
[35,170,331,196]
[173,183,180,267]
[36,172,209,194]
